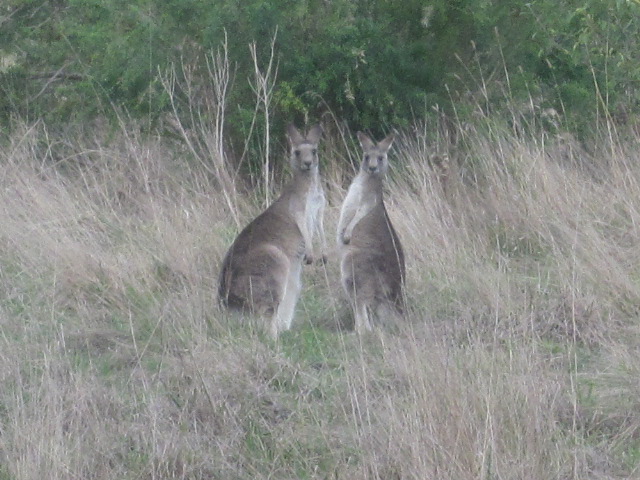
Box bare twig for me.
[248,28,279,205]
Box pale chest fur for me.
[286,174,324,240]
[305,180,325,238]
[337,173,378,243]
[342,175,365,212]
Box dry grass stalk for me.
[0,112,639,478]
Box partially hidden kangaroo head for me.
[287,124,323,172]
[357,131,395,175]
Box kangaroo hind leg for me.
[354,300,372,334]
[272,260,302,337]
[243,245,289,339]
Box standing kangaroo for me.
[337,132,405,333]
[218,124,326,338]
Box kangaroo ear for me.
[377,133,395,152]
[287,124,305,145]
[305,124,323,144]
[357,132,375,150]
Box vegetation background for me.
[1,0,640,478]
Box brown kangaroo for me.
[218,124,326,337]
[337,132,405,333]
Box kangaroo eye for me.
[312,149,317,155]
[294,149,301,156]
[378,155,384,162]
[364,154,370,162]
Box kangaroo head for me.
[357,132,395,175]
[287,124,324,172]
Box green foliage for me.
[497,0,640,128]
[1,0,640,141]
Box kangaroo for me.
[218,124,326,338]
[337,132,405,333]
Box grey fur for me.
[337,131,405,333]
[219,124,326,337]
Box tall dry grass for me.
[0,111,639,479]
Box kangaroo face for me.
[357,131,395,176]
[292,143,319,172]
[288,124,323,173]
[363,150,388,175]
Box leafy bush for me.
[2,0,639,145]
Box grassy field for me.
[1,114,639,479]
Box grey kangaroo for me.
[337,132,405,333]
[218,124,326,338]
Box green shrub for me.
[2,0,639,152]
